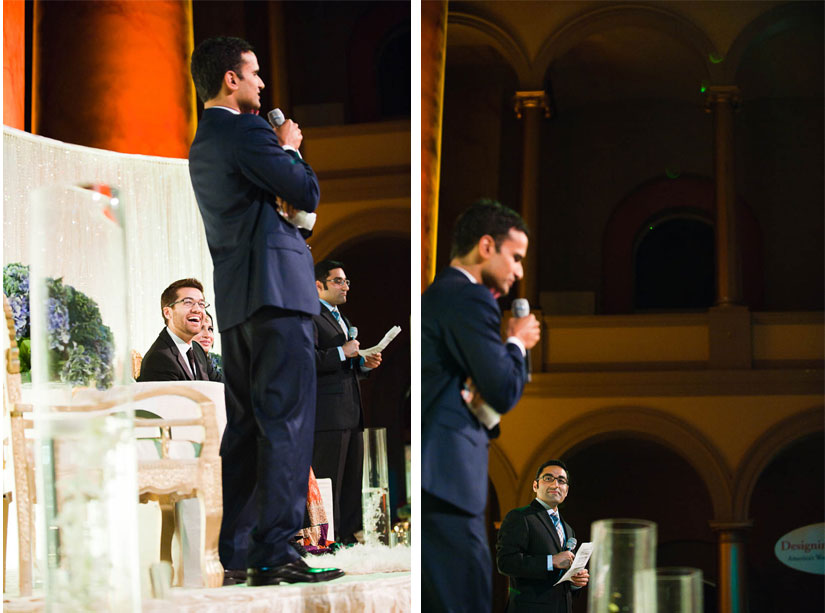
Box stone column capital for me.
[513,90,551,120]
[704,86,742,113]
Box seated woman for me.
[193,313,332,554]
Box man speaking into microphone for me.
[496,460,589,613]
[189,36,342,586]
[422,199,541,612]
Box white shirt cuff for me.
[506,336,527,357]
[337,346,345,361]
[282,145,302,159]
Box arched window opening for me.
[634,215,715,311]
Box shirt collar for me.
[165,327,193,359]
[319,299,338,312]
[451,266,478,284]
[208,105,240,115]
[535,497,558,514]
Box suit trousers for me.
[218,306,316,569]
[312,428,364,543]
[423,491,492,613]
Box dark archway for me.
[746,434,825,613]
[602,176,763,313]
[563,437,718,613]
[634,215,715,311]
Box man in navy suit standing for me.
[422,199,542,612]
[188,36,342,586]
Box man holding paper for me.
[312,260,382,546]
[496,460,589,613]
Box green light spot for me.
[649,225,654,230]
[666,165,681,179]
[709,52,724,64]
[700,79,709,93]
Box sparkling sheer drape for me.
[3,126,218,356]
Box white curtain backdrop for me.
[3,126,219,358]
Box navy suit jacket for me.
[496,500,577,613]
[137,329,221,383]
[188,108,320,331]
[312,305,364,432]
[422,267,528,515]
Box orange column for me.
[3,0,26,129]
[32,0,196,157]
[421,0,448,290]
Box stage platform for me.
[4,545,411,612]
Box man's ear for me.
[532,480,538,493]
[162,306,171,325]
[478,234,495,260]
[315,280,323,293]
[224,70,239,92]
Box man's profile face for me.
[532,464,569,508]
[480,228,527,296]
[163,287,206,342]
[234,51,264,113]
[316,267,349,305]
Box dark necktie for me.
[187,347,199,380]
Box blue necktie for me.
[550,511,565,545]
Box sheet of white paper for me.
[359,325,402,356]
[554,542,593,586]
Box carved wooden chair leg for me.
[159,499,176,575]
[199,460,224,588]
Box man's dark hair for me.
[534,459,570,484]
[450,198,529,259]
[314,260,345,287]
[190,36,254,103]
[160,278,204,325]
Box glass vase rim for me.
[592,518,658,531]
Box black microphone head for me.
[512,298,530,318]
[348,326,358,340]
[565,537,577,551]
[267,108,285,127]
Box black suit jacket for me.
[422,267,528,515]
[188,107,320,331]
[496,500,577,613]
[312,305,364,431]
[137,329,221,383]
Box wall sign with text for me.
[774,523,825,575]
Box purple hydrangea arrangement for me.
[4,262,115,389]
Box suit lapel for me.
[532,499,563,551]
[161,330,194,381]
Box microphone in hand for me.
[511,298,538,381]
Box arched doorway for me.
[746,434,824,613]
[563,437,718,613]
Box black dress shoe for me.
[223,568,247,586]
[247,558,345,586]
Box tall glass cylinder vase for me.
[588,519,657,613]
[362,427,390,546]
[29,184,140,611]
[657,567,703,613]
